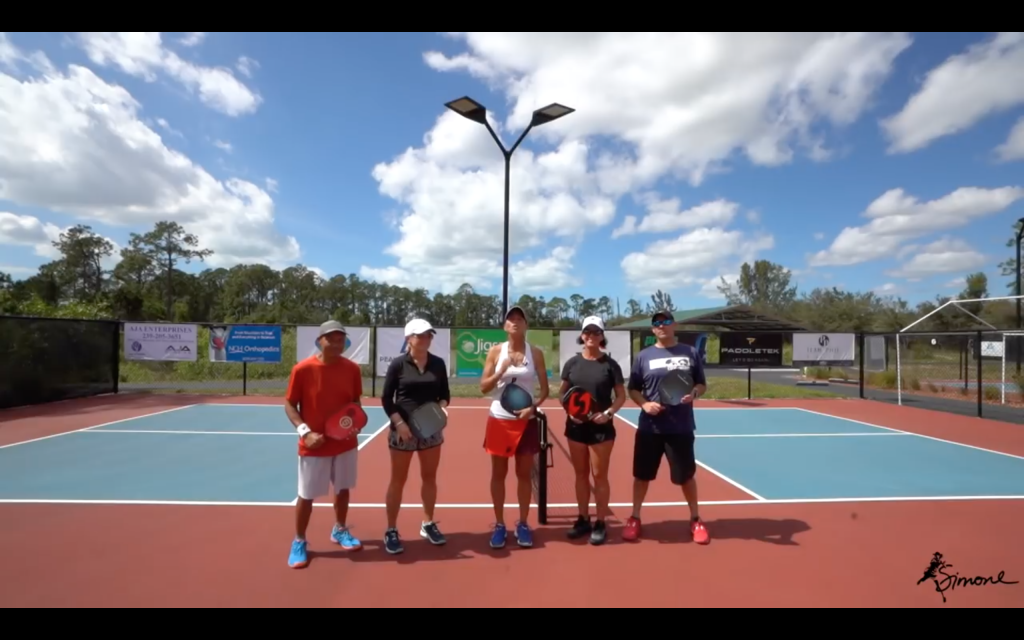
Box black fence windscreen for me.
[0,316,119,410]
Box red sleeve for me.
[286,363,304,407]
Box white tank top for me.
[489,341,537,419]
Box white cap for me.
[581,315,605,331]
[404,318,436,337]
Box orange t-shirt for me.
[286,355,364,457]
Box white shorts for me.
[297,449,357,500]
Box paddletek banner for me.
[718,332,783,367]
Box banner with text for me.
[452,329,554,378]
[208,325,282,363]
[124,323,198,361]
[641,331,710,365]
[375,327,451,377]
[719,332,784,367]
[558,330,632,375]
[295,325,371,364]
[792,332,855,366]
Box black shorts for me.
[564,419,616,447]
[633,430,696,485]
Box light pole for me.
[1016,217,1023,373]
[444,96,575,316]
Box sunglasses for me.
[583,329,604,336]
[652,319,673,327]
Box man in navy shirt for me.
[624,310,710,545]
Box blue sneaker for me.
[288,539,309,568]
[515,521,534,548]
[384,529,404,555]
[490,523,507,549]
[330,525,362,551]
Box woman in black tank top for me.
[558,316,626,545]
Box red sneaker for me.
[691,518,710,545]
[623,517,642,542]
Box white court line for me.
[0,405,198,451]
[794,408,1024,462]
[612,413,767,501]
[694,432,911,438]
[85,429,298,436]
[201,403,797,411]
[4,495,1024,508]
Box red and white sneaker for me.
[691,518,710,545]
[622,517,642,542]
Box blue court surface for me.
[1,405,1024,506]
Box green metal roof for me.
[610,304,807,332]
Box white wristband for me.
[297,424,311,438]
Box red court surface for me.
[2,394,1023,608]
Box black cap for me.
[651,310,675,322]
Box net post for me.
[243,362,248,396]
[1002,333,1008,405]
[746,366,752,400]
[536,408,550,525]
[975,330,982,418]
[111,321,121,395]
[896,333,903,405]
[857,332,865,399]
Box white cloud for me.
[179,32,206,47]
[611,196,738,238]
[881,33,1024,154]
[885,237,987,279]
[0,211,120,269]
[236,56,259,78]
[809,186,1024,267]
[0,35,300,270]
[813,232,825,241]
[621,227,774,294]
[873,282,900,295]
[699,273,739,299]
[213,139,232,152]
[426,32,911,189]
[367,33,910,294]
[995,116,1024,162]
[76,32,261,117]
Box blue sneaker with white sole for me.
[288,539,309,569]
[490,523,507,549]
[515,521,534,548]
[330,525,362,551]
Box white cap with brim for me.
[404,318,436,337]
[581,315,605,331]
[505,305,528,321]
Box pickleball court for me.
[1,394,1023,607]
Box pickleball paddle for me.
[409,402,447,440]
[561,386,597,421]
[324,403,368,441]
[500,378,535,415]
[658,369,695,406]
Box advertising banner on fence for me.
[558,330,632,374]
[124,323,198,361]
[792,332,855,366]
[452,329,555,378]
[375,327,451,377]
[295,325,371,364]
[208,325,282,363]
[719,332,784,367]
[641,331,709,364]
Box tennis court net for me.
[0,315,120,410]
[531,409,551,524]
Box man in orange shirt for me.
[285,320,365,568]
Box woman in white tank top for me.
[479,305,550,550]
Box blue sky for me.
[1,32,1023,311]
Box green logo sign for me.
[454,329,554,378]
